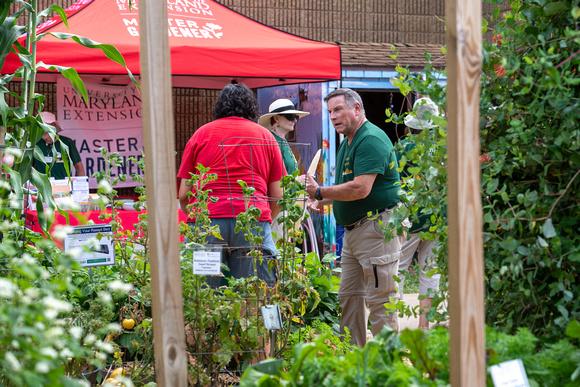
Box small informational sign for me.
[192,245,222,276]
[64,224,114,267]
[261,304,283,331]
[489,359,530,387]
[71,176,90,203]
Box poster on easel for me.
[63,224,114,267]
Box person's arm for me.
[268,180,283,219]
[74,161,85,176]
[303,173,377,202]
[178,179,192,212]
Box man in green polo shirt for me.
[33,112,85,179]
[302,88,401,346]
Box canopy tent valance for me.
[2,0,341,88]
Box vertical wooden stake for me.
[446,0,485,385]
[139,2,187,386]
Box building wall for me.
[218,0,446,44]
[20,1,498,45]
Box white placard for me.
[489,359,530,387]
[64,224,114,267]
[71,176,90,202]
[261,304,283,331]
[192,248,222,275]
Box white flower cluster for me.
[51,225,74,241]
[0,278,17,299]
[57,196,81,211]
[98,180,113,194]
[42,296,73,319]
[107,280,134,293]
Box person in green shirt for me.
[258,98,309,175]
[302,88,401,346]
[33,112,85,179]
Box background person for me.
[301,88,401,346]
[258,98,309,175]
[397,97,442,329]
[177,83,285,286]
[33,111,85,178]
[259,98,310,242]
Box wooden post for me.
[139,2,187,386]
[446,0,485,385]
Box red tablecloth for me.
[25,208,189,234]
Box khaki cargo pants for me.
[339,209,401,346]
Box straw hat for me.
[404,97,440,130]
[40,111,57,125]
[258,98,309,128]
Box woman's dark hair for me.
[213,83,258,121]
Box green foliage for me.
[285,320,352,362]
[480,0,579,338]
[384,0,579,339]
[382,63,449,326]
[486,323,580,387]
[0,2,140,384]
[243,325,580,386]
[180,163,221,245]
[180,272,267,384]
[0,224,117,386]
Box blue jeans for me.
[336,224,345,258]
[190,218,278,286]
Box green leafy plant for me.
[0,224,117,386]
[479,0,579,338]
[243,323,580,386]
[383,0,579,339]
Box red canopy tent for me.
[2,0,341,88]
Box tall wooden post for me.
[139,2,187,386]
[446,0,485,385]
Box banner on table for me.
[56,77,143,188]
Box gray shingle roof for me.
[338,42,445,69]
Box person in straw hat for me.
[397,96,442,329]
[33,111,85,178]
[258,98,309,175]
[259,99,310,244]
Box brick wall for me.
[218,0,447,44]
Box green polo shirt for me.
[333,121,401,225]
[272,131,298,174]
[33,136,82,179]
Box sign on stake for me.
[192,245,223,276]
[64,224,114,267]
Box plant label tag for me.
[64,224,114,267]
[192,248,222,276]
[261,304,283,331]
[489,359,530,387]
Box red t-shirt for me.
[177,117,285,222]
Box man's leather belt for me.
[344,208,388,231]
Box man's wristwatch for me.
[314,186,323,200]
